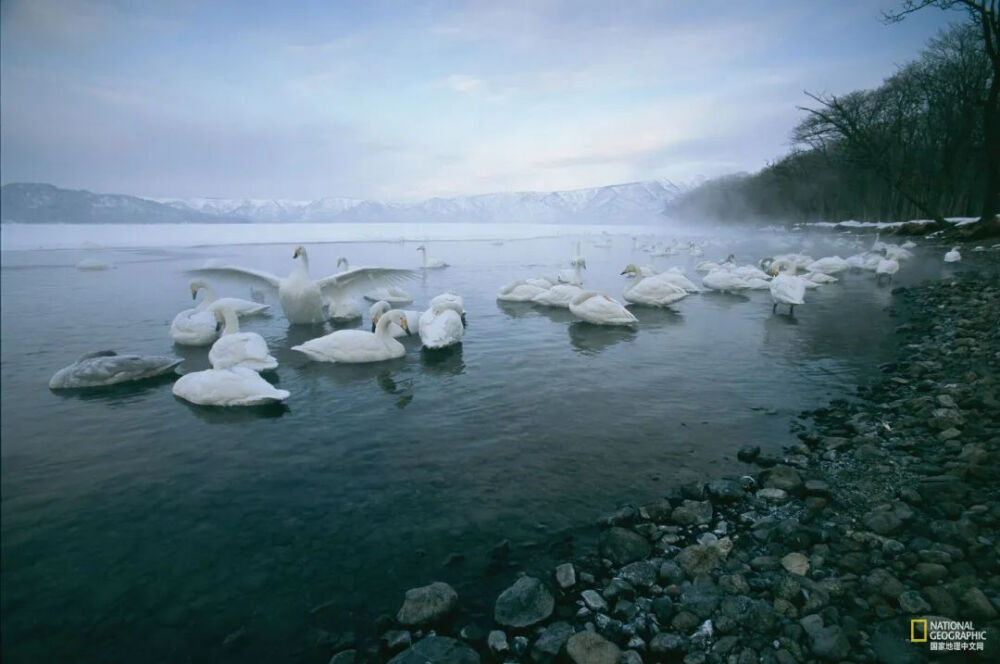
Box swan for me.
[192,245,413,325]
[702,270,750,294]
[417,245,448,269]
[170,307,218,346]
[76,259,112,271]
[370,300,422,337]
[190,280,270,317]
[532,283,583,308]
[569,291,638,326]
[292,309,410,363]
[804,271,838,285]
[173,367,289,406]
[525,276,556,288]
[943,246,962,263]
[620,264,688,307]
[557,258,586,285]
[363,287,413,305]
[430,292,466,315]
[49,351,182,389]
[207,306,278,371]
[769,264,806,315]
[805,256,849,275]
[876,250,900,283]
[901,240,917,249]
[419,297,465,349]
[498,280,548,302]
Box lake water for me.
[0,223,950,663]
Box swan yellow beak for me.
[400,316,410,335]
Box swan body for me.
[525,277,555,288]
[805,256,849,275]
[170,308,218,346]
[172,367,289,406]
[207,307,278,371]
[49,351,181,389]
[876,255,899,282]
[532,284,583,308]
[418,298,465,349]
[805,271,838,284]
[769,266,806,314]
[569,291,638,326]
[370,300,422,338]
[695,260,720,273]
[192,246,414,325]
[621,264,687,307]
[417,245,448,269]
[498,280,547,302]
[363,287,413,304]
[901,240,917,249]
[191,280,270,317]
[944,246,962,263]
[292,310,410,363]
[557,258,586,285]
[701,270,750,293]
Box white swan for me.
[363,287,413,305]
[804,271,838,285]
[498,280,548,302]
[701,270,750,294]
[621,264,688,307]
[525,277,556,288]
[192,245,413,325]
[805,256,849,275]
[569,291,638,326]
[207,307,278,371]
[191,280,270,317]
[370,300,422,337]
[173,367,289,406]
[49,351,181,389]
[292,310,410,363]
[170,307,218,346]
[944,246,962,263]
[417,245,448,269]
[419,297,465,349]
[532,283,583,308]
[876,250,900,283]
[769,264,806,314]
[557,258,586,285]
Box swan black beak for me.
[619,269,628,275]
[191,291,197,300]
[405,327,412,336]
[371,322,376,332]
[461,313,467,328]
[215,321,222,332]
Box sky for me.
[0,0,958,201]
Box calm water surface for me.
[0,227,950,663]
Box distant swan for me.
[557,258,586,285]
[417,245,448,269]
[173,367,290,406]
[569,291,638,326]
[191,280,270,317]
[769,264,806,315]
[876,250,899,283]
[620,264,687,307]
[292,309,411,363]
[532,283,583,308]
[363,287,413,305]
[76,259,113,271]
[805,256,849,275]
[49,351,181,389]
[207,306,278,371]
[192,245,413,324]
[498,280,548,302]
[944,246,962,263]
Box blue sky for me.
[0,0,956,201]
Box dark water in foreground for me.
[0,229,956,663]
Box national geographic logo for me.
[911,619,987,652]
[910,619,928,643]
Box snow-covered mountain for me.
[159,180,684,224]
[2,180,684,224]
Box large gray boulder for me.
[397,582,458,626]
[494,576,554,628]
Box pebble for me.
[556,563,576,589]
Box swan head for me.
[293,246,305,259]
[725,253,736,264]
[369,300,391,331]
[389,310,411,335]
[189,279,209,300]
[416,245,426,251]
[620,263,640,277]
[337,257,349,269]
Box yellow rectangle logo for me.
[911,619,928,643]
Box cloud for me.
[442,74,487,95]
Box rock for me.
[649,632,684,654]
[382,630,412,652]
[763,465,803,493]
[566,631,621,664]
[671,500,713,526]
[719,574,750,595]
[781,552,810,576]
[804,479,829,495]
[671,610,700,633]
[619,561,657,588]
[487,630,509,655]
[512,636,529,656]
[676,544,722,576]
[531,622,574,662]
[494,577,555,628]
[897,591,931,614]
[599,527,651,565]
[679,578,721,619]
[659,561,685,585]
[652,596,674,621]
[397,582,458,626]
[556,563,576,589]
[756,488,789,503]
[799,614,850,661]
[620,650,643,664]
[706,478,744,502]
[914,562,947,585]
[737,445,760,462]
[867,569,905,599]
[864,510,903,536]
[388,636,480,664]
[329,650,356,664]
[581,590,608,612]
[960,587,998,620]
[938,427,961,441]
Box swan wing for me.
[316,267,416,299]
[50,354,181,389]
[173,368,288,406]
[190,265,282,290]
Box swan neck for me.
[296,250,310,276]
[201,284,217,303]
[374,313,394,339]
[418,247,426,267]
[220,308,240,335]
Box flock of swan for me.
[49,233,976,407]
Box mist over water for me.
[1,223,949,663]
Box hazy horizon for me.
[1,1,955,202]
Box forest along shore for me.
[323,257,999,664]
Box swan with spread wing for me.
[190,245,415,325]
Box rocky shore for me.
[327,259,999,664]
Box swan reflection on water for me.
[496,300,537,320]
[568,322,637,355]
[49,373,179,405]
[421,344,465,376]
[377,372,414,409]
[175,397,290,423]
